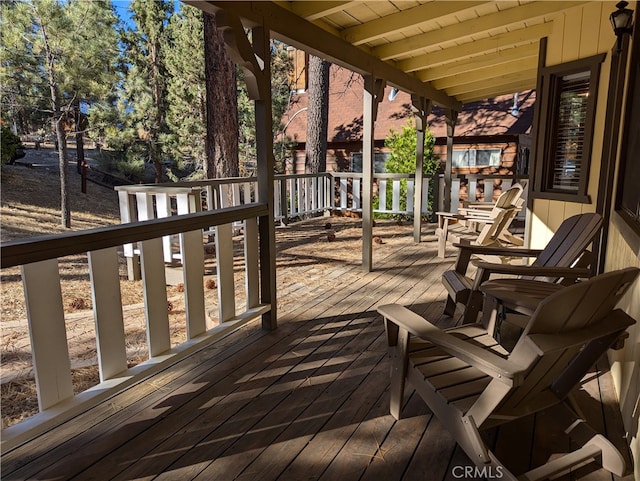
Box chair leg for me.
[462,290,483,324]
[389,328,409,420]
[437,230,446,258]
[443,295,457,317]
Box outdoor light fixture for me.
[388,88,399,101]
[610,1,634,52]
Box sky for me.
[111,0,182,29]
[112,1,134,28]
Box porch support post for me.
[444,109,458,212]
[362,74,385,272]
[252,26,277,330]
[216,11,276,330]
[411,95,432,242]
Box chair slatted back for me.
[475,206,520,246]
[491,183,524,213]
[532,213,603,269]
[495,268,638,416]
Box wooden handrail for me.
[1,203,268,268]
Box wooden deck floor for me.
[1,220,633,481]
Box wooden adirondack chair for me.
[379,267,639,481]
[436,183,524,259]
[442,212,603,323]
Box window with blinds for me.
[532,53,604,203]
[549,72,590,191]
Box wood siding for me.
[529,3,639,478]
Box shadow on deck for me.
[1,218,632,481]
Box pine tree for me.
[1,0,119,227]
[164,4,206,177]
[0,2,48,135]
[121,0,173,183]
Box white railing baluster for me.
[484,180,495,202]
[244,217,260,309]
[155,193,174,263]
[289,177,296,216]
[392,180,401,212]
[353,178,361,210]
[139,238,170,357]
[468,179,477,202]
[135,192,154,221]
[180,229,207,337]
[22,260,73,410]
[379,180,387,211]
[451,178,461,212]
[340,178,348,209]
[297,177,304,214]
[232,183,241,206]
[215,223,236,323]
[422,178,430,214]
[118,191,136,258]
[407,180,414,213]
[88,247,127,380]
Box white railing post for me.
[155,192,174,264]
[88,247,128,381]
[139,237,171,357]
[180,228,207,337]
[244,217,260,309]
[215,223,236,323]
[407,179,415,213]
[22,260,74,411]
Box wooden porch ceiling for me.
[191,1,589,106]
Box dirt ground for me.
[1,144,422,429]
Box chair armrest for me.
[436,211,465,220]
[452,244,544,257]
[377,304,526,386]
[471,262,592,280]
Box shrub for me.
[1,126,23,165]
[376,120,439,218]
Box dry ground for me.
[1,145,423,428]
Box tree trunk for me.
[75,104,85,175]
[149,36,164,183]
[55,116,71,228]
[305,55,330,174]
[203,12,239,180]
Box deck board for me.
[1,220,633,481]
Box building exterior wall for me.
[528,3,639,475]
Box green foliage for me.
[1,126,23,165]
[384,119,438,175]
[164,4,205,174]
[1,0,120,133]
[3,2,293,182]
[377,119,439,218]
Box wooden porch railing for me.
[115,173,527,273]
[0,203,270,450]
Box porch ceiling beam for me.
[191,1,461,110]
[431,58,538,90]
[289,1,354,21]
[417,43,539,82]
[342,1,487,46]
[457,79,537,103]
[443,68,538,97]
[372,1,588,61]
[396,22,554,73]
